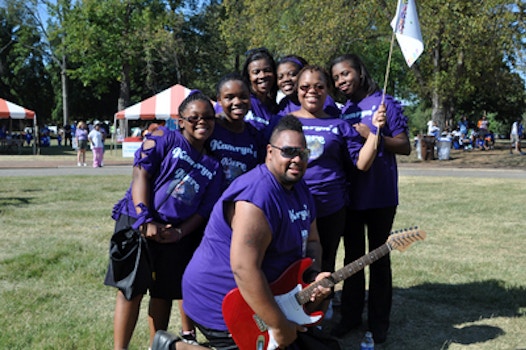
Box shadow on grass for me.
[389,279,526,348]
[328,279,525,349]
[0,196,32,207]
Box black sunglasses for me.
[180,115,215,123]
[270,144,310,161]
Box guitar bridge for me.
[252,314,268,332]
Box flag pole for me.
[375,30,396,150]
[382,30,397,105]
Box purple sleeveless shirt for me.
[112,126,224,224]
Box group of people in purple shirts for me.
[104,48,411,350]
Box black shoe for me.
[151,330,181,350]
[372,330,387,344]
[180,329,199,346]
[330,320,362,338]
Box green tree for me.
[219,0,526,129]
[63,0,183,111]
[178,0,231,96]
[0,3,53,122]
[390,0,526,128]
[219,0,382,66]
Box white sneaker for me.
[77,162,81,167]
[83,163,87,166]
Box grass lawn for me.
[0,172,525,349]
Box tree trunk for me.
[431,88,446,132]
[61,52,69,127]
[431,41,446,132]
[117,62,130,112]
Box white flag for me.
[390,0,424,67]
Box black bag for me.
[104,215,155,300]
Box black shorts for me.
[78,139,88,150]
[194,322,238,350]
[104,214,203,300]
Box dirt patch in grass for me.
[398,140,526,170]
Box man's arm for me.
[229,200,302,348]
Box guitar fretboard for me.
[295,244,391,305]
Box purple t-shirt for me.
[278,94,341,118]
[340,91,408,210]
[182,164,316,331]
[112,127,224,224]
[75,128,88,141]
[207,121,266,187]
[298,116,364,217]
[244,94,280,131]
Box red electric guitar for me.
[222,227,426,350]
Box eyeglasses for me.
[180,115,215,123]
[270,144,310,161]
[298,84,326,93]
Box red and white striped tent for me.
[0,98,36,120]
[0,97,37,154]
[115,84,192,121]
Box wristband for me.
[131,203,153,230]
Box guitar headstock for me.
[387,227,426,252]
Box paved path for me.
[0,160,525,178]
[398,166,526,179]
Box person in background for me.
[24,128,33,146]
[75,121,88,166]
[208,73,266,188]
[484,129,495,150]
[510,117,524,155]
[173,115,332,350]
[64,123,72,147]
[99,123,107,166]
[290,65,385,277]
[88,123,104,167]
[458,115,469,140]
[329,53,411,344]
[427,121,440,139]
[477,114,489,136]
[57,125,64,147]
[276,55,340,118]
[104,92,224,350]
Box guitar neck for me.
[296,243,391,305]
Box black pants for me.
[195,322,340,350]
[340,206,396,336]
[317,207,347,273]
